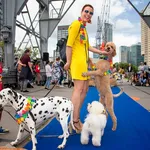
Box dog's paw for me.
[10,141,17,146]
[58,135,64,139]
[82,72,88,77]
[58,144,65,149]
[112,126,117,131]
[81,138,89,145]
[92,140,101,147]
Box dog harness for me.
[15,97,36,124]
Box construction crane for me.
[96,0,111,48]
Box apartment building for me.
[141,17,150,66]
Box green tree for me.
[31,47,40,60]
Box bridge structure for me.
[0,0,76,86]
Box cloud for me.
[115,19,134,30]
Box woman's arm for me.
[89,46,111,56]
[64,46,72,71]
[66,46,72,64]
[18,59,26,66]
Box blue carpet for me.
[24,87,150,150]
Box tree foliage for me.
[114,62,138,73]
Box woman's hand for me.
[101,50,112,56]
[64,62,70,71]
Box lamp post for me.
[1,26,11,43]
[0,26,12,69]
[127,0,150,28]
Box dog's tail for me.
[113,88,123,98]
[70,103,75,130]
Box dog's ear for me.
[111,42,116,57]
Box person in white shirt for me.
[45,60,52,89]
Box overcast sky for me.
[15,0,150,62]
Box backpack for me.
[57,38,67,63]
[57,24,81,63]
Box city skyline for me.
[15,0,150,63]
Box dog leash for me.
[44,80,58,97]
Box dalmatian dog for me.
[0,88,75,150]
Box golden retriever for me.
[83,42,123,131]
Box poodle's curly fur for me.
[81,101,107,146]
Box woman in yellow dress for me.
[64,4,111,133]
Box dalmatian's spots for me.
[49,98,53,101]
[62,108,65,111]
[41,103,45,106]
[19,95,22,99]
[33,103,38,109]
[44,111,48,114]
[39,111,42,115]
[66,108,69,113]
[34,114,37,116]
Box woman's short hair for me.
[56,57,60,61]
[24,49,30,54]
[81,4,94,12]
[46,60,49,65]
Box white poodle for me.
[81,101,107,146]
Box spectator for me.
[19,49,33,92]
[45,61,52,89]
[139,71,148,86]
[127,63,133,82]
[35,62,41,86]
[51,57,62,86]
[138,62,144,73]
[144,62,149,72]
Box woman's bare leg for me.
[71,80,85,129]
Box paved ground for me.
[0,80,150,149]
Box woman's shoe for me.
[69,120,82,134]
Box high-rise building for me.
[119,46,130,63]
[130,42,144,66]
[57,25,69,41]
[141,17,150,66]
[104,23,113,42]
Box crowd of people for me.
[15,50,68,92]
[111,62,150,87]
[131,62,150,86]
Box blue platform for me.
[24,87,150,150]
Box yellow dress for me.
[67,20,89,80]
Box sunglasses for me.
[84,10,94,15]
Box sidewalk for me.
[0,81,150,148]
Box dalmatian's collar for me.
[15,97,36,124]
